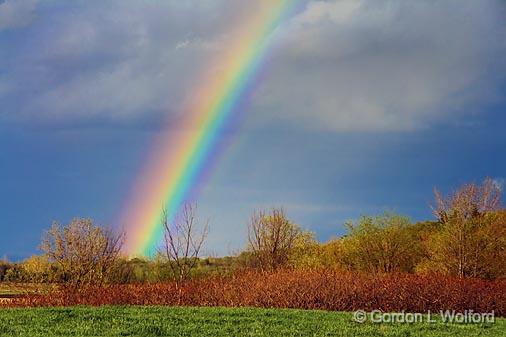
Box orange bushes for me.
[7,270,506,316]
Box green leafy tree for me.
[424,178,504,278]
[288,231,322,269]
[340,214,424,273]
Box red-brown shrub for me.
[5,270,506,316]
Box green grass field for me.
[0,306,503,337]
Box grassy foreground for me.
[0,306,503,337]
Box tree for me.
[425,179,504,278]
[247,208,303,270]
[161,203,209,282]
[22,255,52,283]
[287,230,322,269]
[432,177,501,223]
[40,218,124,287]
[339,214,424,273]
[0,261,11,282]
[319,238,345,269]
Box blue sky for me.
[1,0,505,260]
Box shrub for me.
[8,269,505,316]
[0,262,11,282]
[21,255,52,283]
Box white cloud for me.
[252,0,506,131]
[0,0,38,31]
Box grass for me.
[0,306,504,337]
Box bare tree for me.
[161,203,209,282]
[247,208,300,270]
[432,177,501,223]
[41,218,124,287]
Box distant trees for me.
[40,218,124,286]
[108,256,173,284]
[0,259,10,282]
[161,203,209,282]
[19,255,52,282]
[1,179,504,287]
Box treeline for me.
[1,178,505,285]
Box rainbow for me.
[120,1,298,256]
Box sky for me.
[1,0,505,260]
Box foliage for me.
[339,214,425,273]
[1,178,504,294]
[7,270,506,317]
[40,218,124,286]
[3,266,29,283]
[103,256,242,284]
[20,255,52,283]
[0,256,54,283]
[247,208,309,270]
[287,231,322,269]
[424,179,504,278]
[0,262,11,282]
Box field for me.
[0,306,504,337]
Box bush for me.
[8,269,505,316]
[0,263,11,282]
[3,265,30,282]
[21,255,52,283]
